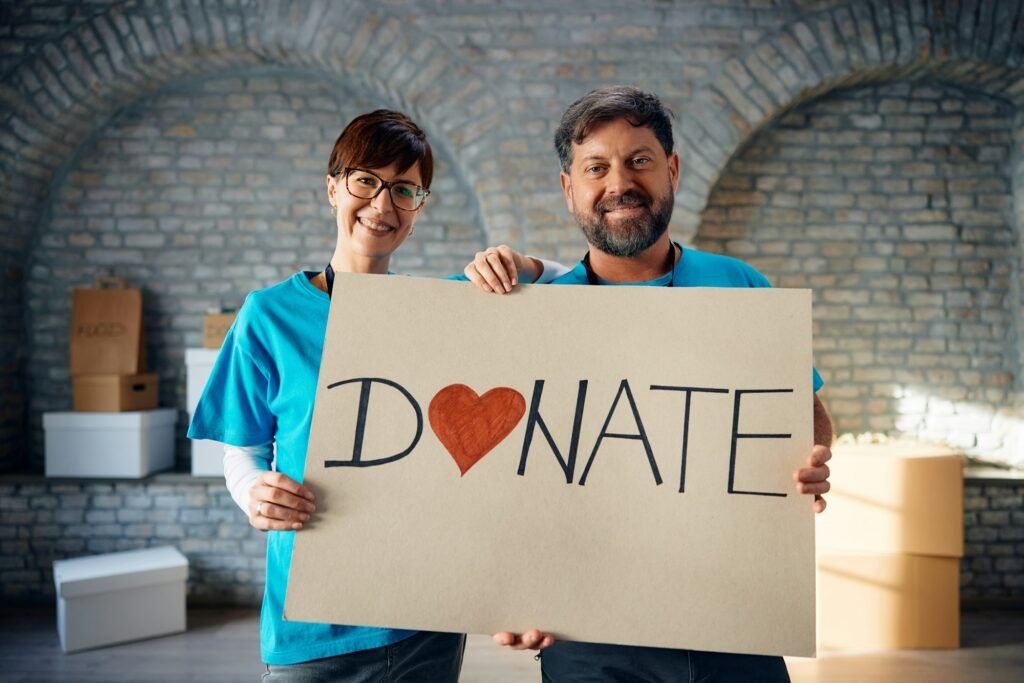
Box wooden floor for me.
[1,606,1022,682]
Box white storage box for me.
[44,409,177,478]
[190,437,223,477]
[185,348,219,414]
[53,546,188,653]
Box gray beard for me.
[573,190,673,258]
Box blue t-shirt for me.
[548,245,824,392]
[188,272,417,665]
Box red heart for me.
[428,384,526,476]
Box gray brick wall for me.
[2,0,1024,474]
[962,478,1024,599]
[0,475,265,605]
[24,72,484,470]
[4,472,1019,604]
[699,82,1023,464]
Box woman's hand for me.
[247,471,316,531]
[464,245,543,294]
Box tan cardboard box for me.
[202,312,236,349]
[817,552,960,650]
[70,281,145,375]
[72,373,159,412]
[816,441,963,557]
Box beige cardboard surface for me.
[286,274,816,657]
[815,443,963,557]
[202,312,236,349]
[72,373,159,412]
[70,286,144,375]
[817,553,960,650]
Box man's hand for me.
[492,629,556,651]
[464,245,543,294]
[247,471,316,531]
[793,444,831,513]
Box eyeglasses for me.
[342,168,429,211]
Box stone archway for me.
[0,0,511,468]
[685,0,1024,463]
[675,0,1024,236]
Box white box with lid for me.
[186,348,224,477]
[185,348,219,413]
[52,546,188,653]
[43,409,177,478]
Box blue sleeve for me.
[187,307,276,447]
[813,367,824,392]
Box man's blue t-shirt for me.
[188,272,417,665]
[549,244,824,392]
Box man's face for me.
[560,118,680,257]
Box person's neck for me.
[331,249,391,275]
[586,234,677,283]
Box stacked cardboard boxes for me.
[815,440,964,650]
[69,279,157,411]
[44,279,175,478]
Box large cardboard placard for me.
[286,274,816,657]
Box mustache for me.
[597,191,651,214]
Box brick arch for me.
[676,0,1024,236]
[0,0,506,263]
[0,0,510,469]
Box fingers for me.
[491,630,555,651]
[262,471,316,502]
[796,480,830,496]
[248,472,317,532]
[813,495,827,514]
[794,463,830,484]
[809,444,832,467]
[465,246,518,294]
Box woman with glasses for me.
[188,110,557,682]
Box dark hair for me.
[327,110,434,189]
[554,86,674,172]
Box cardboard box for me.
[72,373,158,412]
[817,552,960,650]
[203,312,236,349]
[190,438,223,477]
[53,546,188,653]
[70,282,145,376]
[816,441,963,557]
[185,348,219,414]
[43,409,177,478]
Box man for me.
[465,86,832,682]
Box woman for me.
[189,110,553,681]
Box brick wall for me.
[4,1,1024,472]
[962,478,1024,599]
[3,472,1020,604]
[23,72,484,470]
[0,475,265,605]
[699,82,1023,465]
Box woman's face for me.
[326,161,425,263]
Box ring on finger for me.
[256,501,265,516]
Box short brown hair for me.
[554,86,674,172]
[327,110,434,189]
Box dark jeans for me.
[261,631,465,683]
[540,641,791,683]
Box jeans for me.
[540,641,791,683]
[261,631,465,683]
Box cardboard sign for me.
[285,274,816,657]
